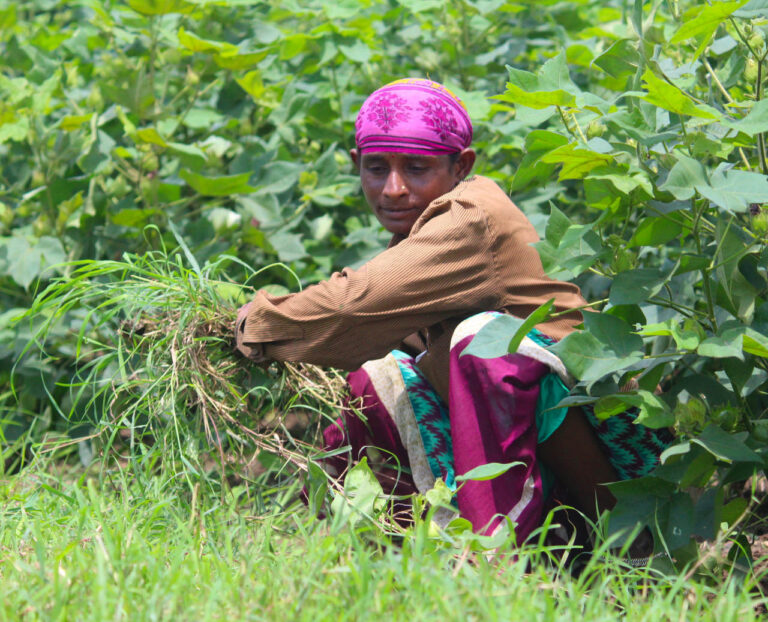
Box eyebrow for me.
[361,155,388,164]
[361,154,439,164]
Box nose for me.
[382,169,408,199]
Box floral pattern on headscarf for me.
[355,78,473,155]
[364,92,412,132]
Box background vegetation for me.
[4,0,768,615]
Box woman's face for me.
[350,149,475,236]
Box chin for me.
[383,221,415,236]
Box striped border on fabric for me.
[450,312,574,386]
[490,475,536,538]
[361,353,436,494]
[358,134,452,150]
[357,137,457,154]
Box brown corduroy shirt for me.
[236,175,586,401]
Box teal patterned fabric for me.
[583,406,673,480]
[391,350,456,489]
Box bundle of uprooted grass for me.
[21,245,346,477]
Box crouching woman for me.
[235,79,671,540]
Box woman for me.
[236,79,670,540]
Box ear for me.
[349,148,360,171]
[454,148,476,179]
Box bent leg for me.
[448,315,548,539]
[537,407,619,521]
[322,351,454,500]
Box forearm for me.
[236,218,499,368]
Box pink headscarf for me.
[355,78,473,155]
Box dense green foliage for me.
[5,0,768,584]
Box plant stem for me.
[549,298,609,318]
[459,0,470,90]
[556,107,588,143]
[692,197,718,333]
[729,16,759,59]
[701,56,752,170]
[330,64,345,142]
[756,58,768,175]
[149,17,158,118]
[647,296,697,317]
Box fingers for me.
[235,302,251,354]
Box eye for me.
[407,164,428,174]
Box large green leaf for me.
[593,39,640,79]
[735,0,768,17]
[663,492,695,550]
[692,425,763,463]
[505,299,555,354]
[587,170,653,198]
[638,318,703,351]
[338,41,372,63]
[127,0,194,15]
[716,220,758,320]
[330,457,385,531]
[699,168,768,213]
[609,268,670,305]
[512,131,568,191]
[628,216,684,247]
[499,52,579,109]
[670,1,749,59]
[460,314,525,360]
[236,71,264,100]
[0,116,29,144]
[606,476,676,542]
[540,142,613,180]
[177,27,237,54]
[582,312,644,357]
[544,203,572,247]
[724,99,768,136]
[269,231,307,263]
[658,154,709,200]
[640,69,720,119]
[0,235,66,289]
[455,461,524,482]
[743,327,768,357]
[618,390,675,428]
[180,170,256,196]
[548,331,644,382]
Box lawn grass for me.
[0,459,764,621]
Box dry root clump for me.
[115,307,346,471]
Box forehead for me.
[360,152,444,165]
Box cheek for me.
[361,174,384,195]
[360,182,379,207]
[416,177,454,203]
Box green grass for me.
[11,251,768,620]
[0,460,764,622]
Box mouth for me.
[378,205,420,216]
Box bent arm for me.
[236,205,498,370]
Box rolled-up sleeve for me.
[238,198,500,370]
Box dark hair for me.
[447,151,461,165]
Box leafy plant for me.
[464,0,768,566]
[17,242,345,488]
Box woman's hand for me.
[234,301,255,357]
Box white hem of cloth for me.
[490,474,536,537]
[362,353,436,495]
[450,313,574,387]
